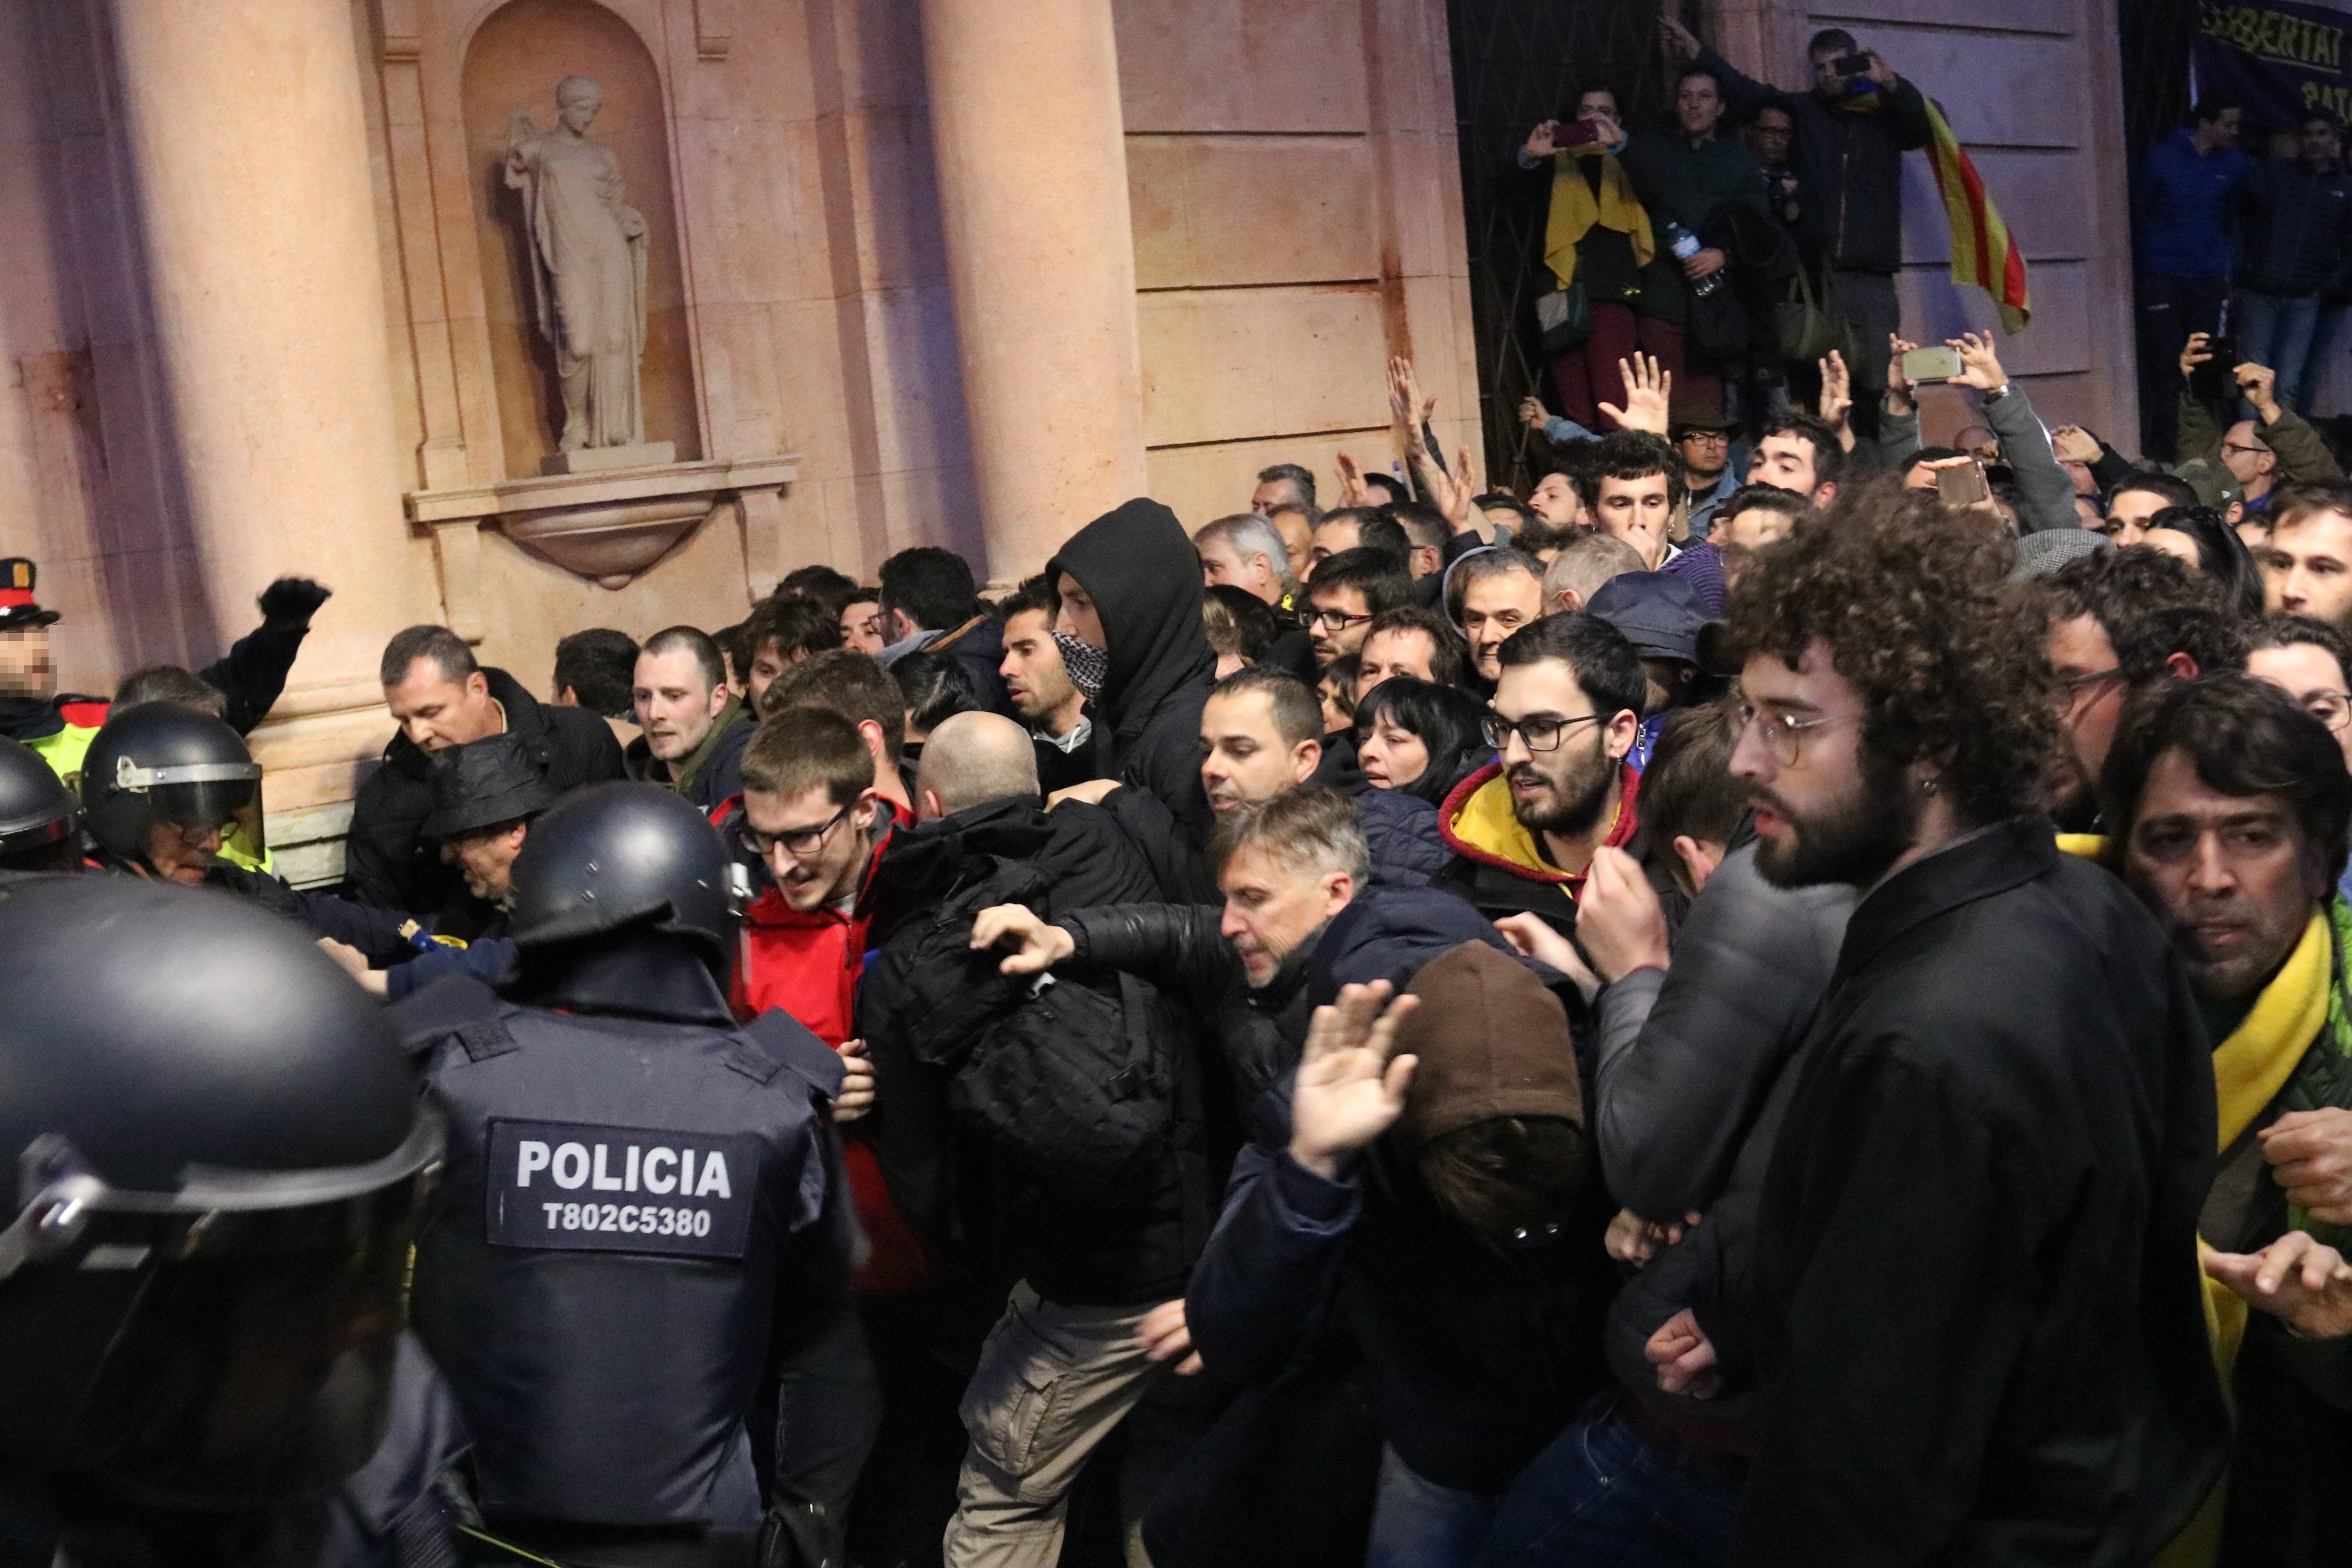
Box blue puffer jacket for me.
[1357,788,1449,887]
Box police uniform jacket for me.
[392,974,852,1533]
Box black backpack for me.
[951,966,1183,1205]
[858,856,1186,1211]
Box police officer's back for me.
[393,782,853,1561]
[0,875,457,1567]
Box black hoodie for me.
[1048,499,1217,840]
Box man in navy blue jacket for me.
[2133,96,2255,458]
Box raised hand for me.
[1288,981,1420,1180]
[968,904,1075,976]
[1885,334,1919,415]
[1599,353,1672,436]
[1576,846,1672,983]
[2205,1231,2352,1341]
[2049,426,2103,465]
[1658,14,1702,63]
[1948,332,2007,393]
[2237,360,2283,424]
[1817,349,1854,436]
[2179,331,2214,384]
[1335,450,1374,507]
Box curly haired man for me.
[1651,484,2229,1564]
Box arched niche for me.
[461,0,700,478]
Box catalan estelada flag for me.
[1923,99,2030,334]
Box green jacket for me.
[2176,393,2342,511]
[1618,130,1766,325]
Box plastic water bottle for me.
[1666,221,1721,297]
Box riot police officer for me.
[392,782,855,1568]
[0,735,80,875]
[81,704,418,963]
[0,875,459,1567]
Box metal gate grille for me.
[1445,0,1681,491]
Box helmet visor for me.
[148,779,258,833]
[61,1175,424,1511]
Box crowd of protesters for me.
[7,17,2352,1568]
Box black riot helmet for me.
[0,736,80,872]
[0,877,440,1513]
[506,781,738,970]
[80,705,262,867]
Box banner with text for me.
[2196,1,2352,130]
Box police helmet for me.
[80,705,262,865]
[505,781,736,966]
[0,876,439,1510]
[0,737,78,870]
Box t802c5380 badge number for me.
[485,1118,762,1259]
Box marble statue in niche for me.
[505,75,651,455]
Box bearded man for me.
[1647,485,2228,1565]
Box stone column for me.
[106,0,421,869]
[106,0,416,714]
[918,0,1150,580]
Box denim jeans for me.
[2299,302,2348,415]
[1366,1445,1500,1568]
[2236,288,2325,415]
[1471,1402,1742,1568]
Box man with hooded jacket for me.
[1047,499,1219,842]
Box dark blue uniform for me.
[391,976,853,1546]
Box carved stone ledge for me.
[408,455,799,601]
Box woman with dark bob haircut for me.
[2139,504,2267,620]
[1354,677,1489,803]
[1352,677,1491,885]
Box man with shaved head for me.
[856,691,1178,1568]
[915,711,1041,821]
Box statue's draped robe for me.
[506,130,647,449]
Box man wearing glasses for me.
[2033,547,2248,839]
[1673,402,1744,541]
[1436,612,1651,934]
[1305,548,1413,669]
[1654,490,2226,1564]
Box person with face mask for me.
[1044,499,1221,840]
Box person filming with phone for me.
[1660,15,1930,435]
[2175,333,2343,519]
[1517,85,1649,437]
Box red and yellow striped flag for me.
[1924,99,2030,334]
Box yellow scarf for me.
[2158,908,2331,1568]
[1543,148,1654,293]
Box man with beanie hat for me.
[1047,499,1219,839]
[1184,954,1615,1568]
